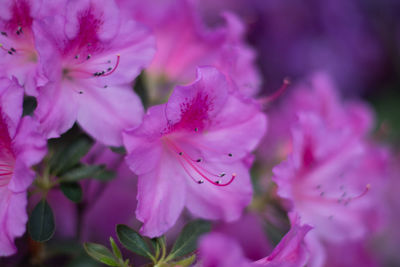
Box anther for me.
[16,26,22,35]
[215,180,221,184]
[178,152,183,156]
[219,172,226,177]
[87,54,91,60]
[228,153,233,157]
[101,54,120,77]
[75,55,79,59]
[107,67,112,71]
[1,31,7,36]
[196,158,202,162]
[79,91,83,94]
[10,47,16,52]
[198,180,204,184]
[194,127,199,132]
[104,85,108,88]
[7,51,12,55]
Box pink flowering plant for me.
[0,0,398,266]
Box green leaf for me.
[150,238,161,260]
[116,224,153,259]
[110,237,122,260]
[28,199,55,242]
[92,169,115,181]
[171,254,196,267]
[168,220,211,260]
[109,146,127,154]
[60,182,83,202]
[84,242,119,266]
[60,164,115,182]
[49,135,93,175]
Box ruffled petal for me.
[76,82,144,146]
[0,189,27,256]
[135,148,186,238]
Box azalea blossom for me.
[0,0,51,94]
[198,213,312,267]
[123,67,267,237]
[213,213,273,261]
[0,78,46,256]
[118,0,261,99]
[33,0,155,145]
[273,111,376,239]
[258,72,373,162]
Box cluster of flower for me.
[0,0,394,266]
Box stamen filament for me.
[259,77,291,105]
[101,54,120,77]
[164,138,236,187]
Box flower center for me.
[62,54,121,93]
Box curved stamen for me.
[259,77,291,105]
[164,138,236,186]
[349,184,370,201]
[101,54,120,77]
[314,184,371,206]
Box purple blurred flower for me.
[32,0,155,145]
[123,67,267,237]
[46,142,139,243]
[118,0,261,98]
[0,78,46,256]
[258,72,373,162]
[195,0,386,94]
[213,213,273,261]
[198,213,311,267]
[273,111,377,241]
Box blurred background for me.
[1,0,399,266]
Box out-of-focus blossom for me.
[123,67,267,237]
[33,0,155,145]
[213,213,273,261]
[273,112,378,242]
[272,94,389,266]
[46,142,139,243]
[117,0,261,99]
[81,143,138,244]
[258,72,373,162]
[0,78,46,256]
[195,0,386,94]
[198,213,311,267]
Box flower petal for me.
[76,83,144,146]
[135,149,186,238]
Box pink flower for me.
[123,67,267,237]
[0,0,58,95]
[273,112,383,245]
[118,0,261,97]
[33,0,155,145]
[0,78,46,256]
[198,213,311,267]
[258,72,373,162]
[213,213,273,261]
